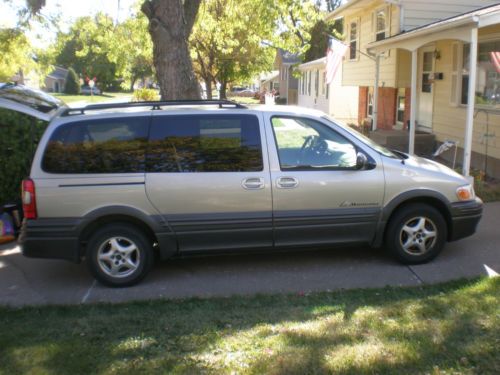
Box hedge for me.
[0,109,48,205]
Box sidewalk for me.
[1,202,498,307]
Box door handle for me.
[276,176,299,189]
[242,177,265,190]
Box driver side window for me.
[271,117,357,170]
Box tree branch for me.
[183,0,202,36]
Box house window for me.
[367,87,374,117]
[322,72,326,96]
[315,70,319,97]
[374,8,388,41]
[308,71,312,95]
[349,20,359,60]
[396,88,405,124]
[461,39,500,110]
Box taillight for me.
[22,179,37,219]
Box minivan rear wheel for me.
[86,224,154,287]
[385,203,447,264]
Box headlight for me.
[456,184,475,201]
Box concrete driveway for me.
[1,202,498,307]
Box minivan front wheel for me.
[385,204,447,264]
[86,224,154,287]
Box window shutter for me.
[450,42,461,106]
[386,5,391,37]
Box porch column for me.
[463,27,478,177]
[409,49,418,155]
[372,55,380,131]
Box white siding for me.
[400,0,499,31]
[298,67,329,114]
[329,64,359,124]
[298,63,359,124]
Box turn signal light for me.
[456,185,474,201]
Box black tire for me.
[86,223,154,287]
[385,203,447,264]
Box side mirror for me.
[356,152,368,170]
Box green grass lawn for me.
[52,92,132,104]
[0,277,498,375]
[227,96,260,105]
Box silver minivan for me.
[1,85,483,286]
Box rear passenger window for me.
[147,115,263,172]
[42,117,149,174]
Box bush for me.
[0,109,48,205]
[64,68,80,95]
[133,88,160,102]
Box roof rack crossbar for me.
[62,99,247,116]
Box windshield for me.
[322,115,401,159]
[0,83,63,113]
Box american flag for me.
[326,37,348,84]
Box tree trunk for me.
[204,78,212,100]
[219,81,227,100]
[130,76,137,92]
[142,0,201,100]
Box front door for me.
[265,115,385,247]
[145,113,273,252]
[418,46,435,131]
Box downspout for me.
[373,55,380,131]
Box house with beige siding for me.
[327,0,500,178]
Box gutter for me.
[298,57,326,70]
[367,15,479,52]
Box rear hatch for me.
[0,83,66,121]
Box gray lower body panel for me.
[274,208,381,247]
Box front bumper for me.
[18,218,81,263]
[448,198,483,241]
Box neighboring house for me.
[259,70,280,94]
[326,0,500,178]
[9,69,41,89]
[45,66,69,93]
[297,57,359,124]
[274,49,300,104]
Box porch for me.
[369,130,436,157]
[367,4,500,178]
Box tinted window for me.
[42,117,149,173]
[271,117,357,170]
[147,115,262,172]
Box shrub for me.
[0,109,48,205]
[64,68,80,95]
[133,88,160,102]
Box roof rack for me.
[62,99,247,116]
